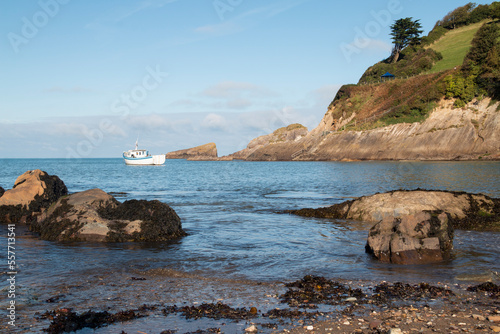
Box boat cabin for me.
[124,149,150,158]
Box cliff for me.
[229,124,308,161]
[229,14,500,162]
[166,143,218,160]
[231,98,500,161]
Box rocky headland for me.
[228,123,308,161]
[230,98,500,161]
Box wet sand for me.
[7,267,499,334]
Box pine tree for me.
[390,18,423,63]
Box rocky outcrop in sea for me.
[0,170,186,242]
[365,211,453,264]
[31,188,186,242]
[289,189,500,264]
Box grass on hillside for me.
[426,21,487,73]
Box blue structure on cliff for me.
[381,72,396,82]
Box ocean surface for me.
[1,159,500,332]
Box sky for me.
[0,0,495,158]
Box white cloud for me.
[125,114,172,130]
[201,113,228,131]
[226,98,252,109]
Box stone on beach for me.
[0,169,68,224]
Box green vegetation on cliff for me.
[425,21,485,73]
[330,2,500,130]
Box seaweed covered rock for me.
[290,190,500,231]
[32,188,186,242]
[366,211,454,264]
[0,170,68,224]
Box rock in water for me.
[32,188,186,242]
[366,211,453,264]
[0,186,4,198]
[290,189,500,231]
[0,170,68,224]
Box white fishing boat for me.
[123,141,165,165]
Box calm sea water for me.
[0,159,500,333]
[1,159,500,332]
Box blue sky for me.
[0,0,495,158]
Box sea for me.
[1,159,499,333]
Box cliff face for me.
[231,98,500,161]
[229,124,308,161]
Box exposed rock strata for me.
[365,211,453,264]
[166,142,218,160]
[229,124,308,161]
[231,99,500,161]
[0,170,68,224]
[32,188,186,242]
[290,190,500,232]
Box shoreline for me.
[8,268,499,334]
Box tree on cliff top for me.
[390,17,423,63]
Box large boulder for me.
[365,211,453,264]
[32,188,186,242]
[290,190,500,231]
[0,170,68,224]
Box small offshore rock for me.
[345,297,357,302]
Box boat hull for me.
[123,154,166,165]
